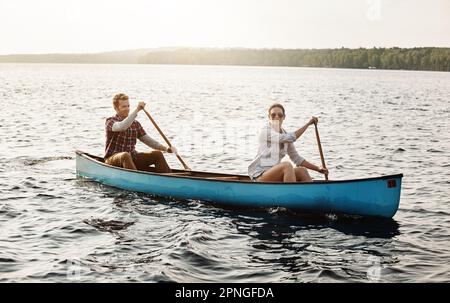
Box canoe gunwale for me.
[76,150,403,185]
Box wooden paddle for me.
[313,121,329,181]
[143,109,191,171]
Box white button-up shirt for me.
[248,123,305,180]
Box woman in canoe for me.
[248,103,328,182]
[104,93,176,172]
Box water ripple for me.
[0,64,449,282]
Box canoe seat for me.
[161,172,192,176]
[205,176,241,181]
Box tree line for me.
[138,47,450,71]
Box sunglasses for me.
[270,113,284,119]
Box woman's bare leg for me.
[257,162,296,182]
[294,166,312,182]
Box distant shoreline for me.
[1,47,449,72]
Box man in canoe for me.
[104,93,176,172]
[248,103,328,182]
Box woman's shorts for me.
[250,171,265,182]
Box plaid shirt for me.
[104,114,146,160]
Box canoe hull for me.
[75,151,402,218]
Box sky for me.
[0,0,449,54]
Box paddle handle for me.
[143,109,191,170]
[314,122,328,181]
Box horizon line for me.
[1,45,450,56]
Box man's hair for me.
[268,103,285,116]
[113,93,129,108]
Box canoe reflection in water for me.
[76,178,401,282]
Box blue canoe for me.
[75,151,403,218]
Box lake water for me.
[0,63,449,282]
